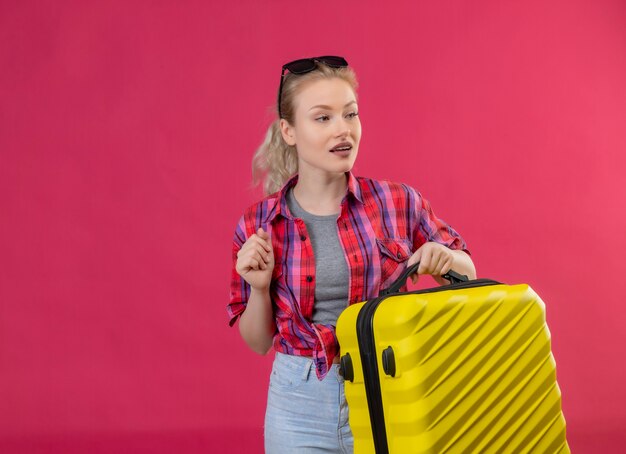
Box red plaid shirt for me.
[228,172,469,379]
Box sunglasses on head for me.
[277,56,349,119]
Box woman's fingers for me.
[418,248,432,275]
[247,243,270,263]
[256,228,273,251]
[251,249,269,269]
[430,250,454,276]
[407,250,420,284]
[239,255,261,272]
[257,227,270,241]
[254,236,272,253]
[237,247,271,273]
[238,237,271,261]
[242,235,271,253]
[252,256,263,271]
[439,255,453,276]
[429,252,443,275]
[413,243,455,277]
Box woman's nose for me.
[336,118,351,137]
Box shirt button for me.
[300,235,306,241]
[397,252,402,259]
[306,275,313,283]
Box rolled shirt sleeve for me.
[405,184,470,255]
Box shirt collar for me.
[263,171,364,224]
[346,170,363,204]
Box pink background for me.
[1,0,625,452]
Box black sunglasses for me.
[277,56,349,119]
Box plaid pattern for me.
[228,172,469,380]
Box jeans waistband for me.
[273,352,342,382]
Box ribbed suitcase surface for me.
[336,279,569,454]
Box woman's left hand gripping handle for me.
[236,227,275,291]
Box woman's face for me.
[281,77,361,177]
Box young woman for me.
[228,56,476,453]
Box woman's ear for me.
[279,118,296,146]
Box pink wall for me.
[1,1,625,452]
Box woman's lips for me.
[330,141,352,152]
[330,148,352,157]
[329,143,353,157]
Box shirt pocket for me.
[376,237,413,289]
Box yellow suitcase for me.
[336,264,569,453]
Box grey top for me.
[286,187,350,326]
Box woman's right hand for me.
[235,227,275,291]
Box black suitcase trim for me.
[356,294,389,454]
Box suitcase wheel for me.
[339,353,354,382]
[382,346,396,377]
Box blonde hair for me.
[252,62,359,195]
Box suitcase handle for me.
[379,262,469,296]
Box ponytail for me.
[252,119,298,195]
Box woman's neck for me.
[292,171,347,216]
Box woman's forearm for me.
[238,287,276,355]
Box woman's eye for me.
[316,115,330,122]
[347,111,359,119]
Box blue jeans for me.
[264,352,354,453]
